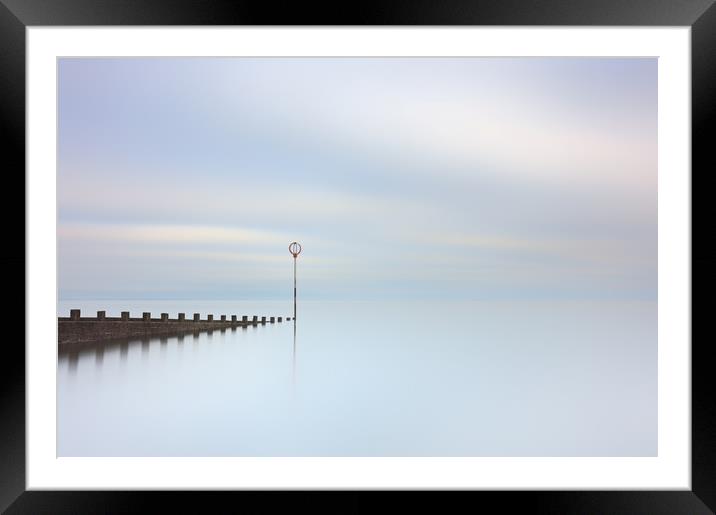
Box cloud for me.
[58,222,289,246]
[415,230,655,267]
[200,58,656,194]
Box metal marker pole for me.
[289,242,302,321]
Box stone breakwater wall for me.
[58,309,292,347]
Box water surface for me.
[57,300,656,456]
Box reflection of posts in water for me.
[119,340,129,361]
[95,346,104,366]
[67,351,79,372]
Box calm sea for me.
[57,299,656,456]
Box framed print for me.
[3,0,715,513]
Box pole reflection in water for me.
[292,319,297,388]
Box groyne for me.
[58,309,291,347]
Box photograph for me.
[3,0,712,510]
[56,56,658,458]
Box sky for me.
[57,57,657,301]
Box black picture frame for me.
[2,1,714,513]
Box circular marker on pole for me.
[289,242,302,320]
